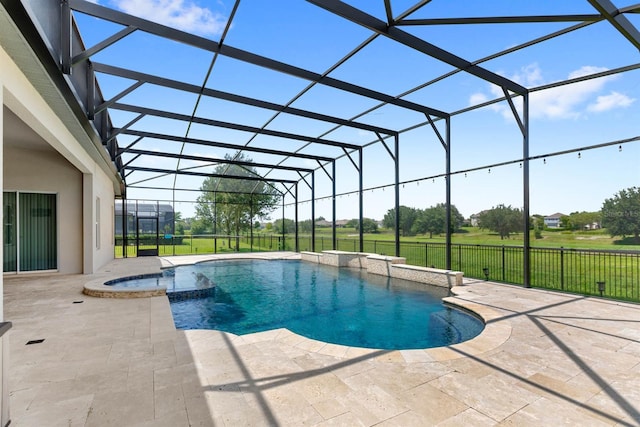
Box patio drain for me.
[26,339,45,345]
[73,301,84,304]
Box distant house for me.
[544,213,566,228]
[315,219,350,228]
[469,211,487,227]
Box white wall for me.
[87,166,117,272]
[1,11,118,427]
[3,145,83,274]
[1,45,120,274]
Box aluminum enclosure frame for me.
[3,0,640,287]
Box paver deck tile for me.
[4,253,640,426]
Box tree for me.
[273,218,296,234]
[173,211,186,235]
[299,219,313,233]
[383,206,418,236]
[342,218,379,233]
[477,204,522,239]
[565,211,601,231]
[345,219,358,229]
[190,219,208,235]
[356,218,379,233]
[412,203,464,237]
[175,222,185,235]
[601,187,640,242]
[531,215,544,239]
[194,152,280,247]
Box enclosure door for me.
[3,192,57,272]
[137,217,159,256]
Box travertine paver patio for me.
[5,253,640,426]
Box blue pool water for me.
[162,259,483,350]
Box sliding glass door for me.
[3,193,16,272]
[3,192,57,272]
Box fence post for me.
[425,243,428,267]
[502,246,506,282]
[560,247,564,290]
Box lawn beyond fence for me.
[116,234,640,302]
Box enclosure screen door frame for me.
[136,216,159,257]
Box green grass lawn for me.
[117,227,639,256]
[304,226,640,251]
[115,234,286,258]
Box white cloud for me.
[511,63,545,87]
[587,91,635,112]
[516,65,612,120]
[468,92,489,106]
[109,0,227,36]
[473,64,632,120]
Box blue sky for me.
[79,0,640,221]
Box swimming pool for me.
[165,259,483,350]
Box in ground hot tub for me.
[83,267,216,299]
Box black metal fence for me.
[117,233,640,302]
[288,236,640,302]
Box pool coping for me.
[83,253,511,361]
[83,272,167,298]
